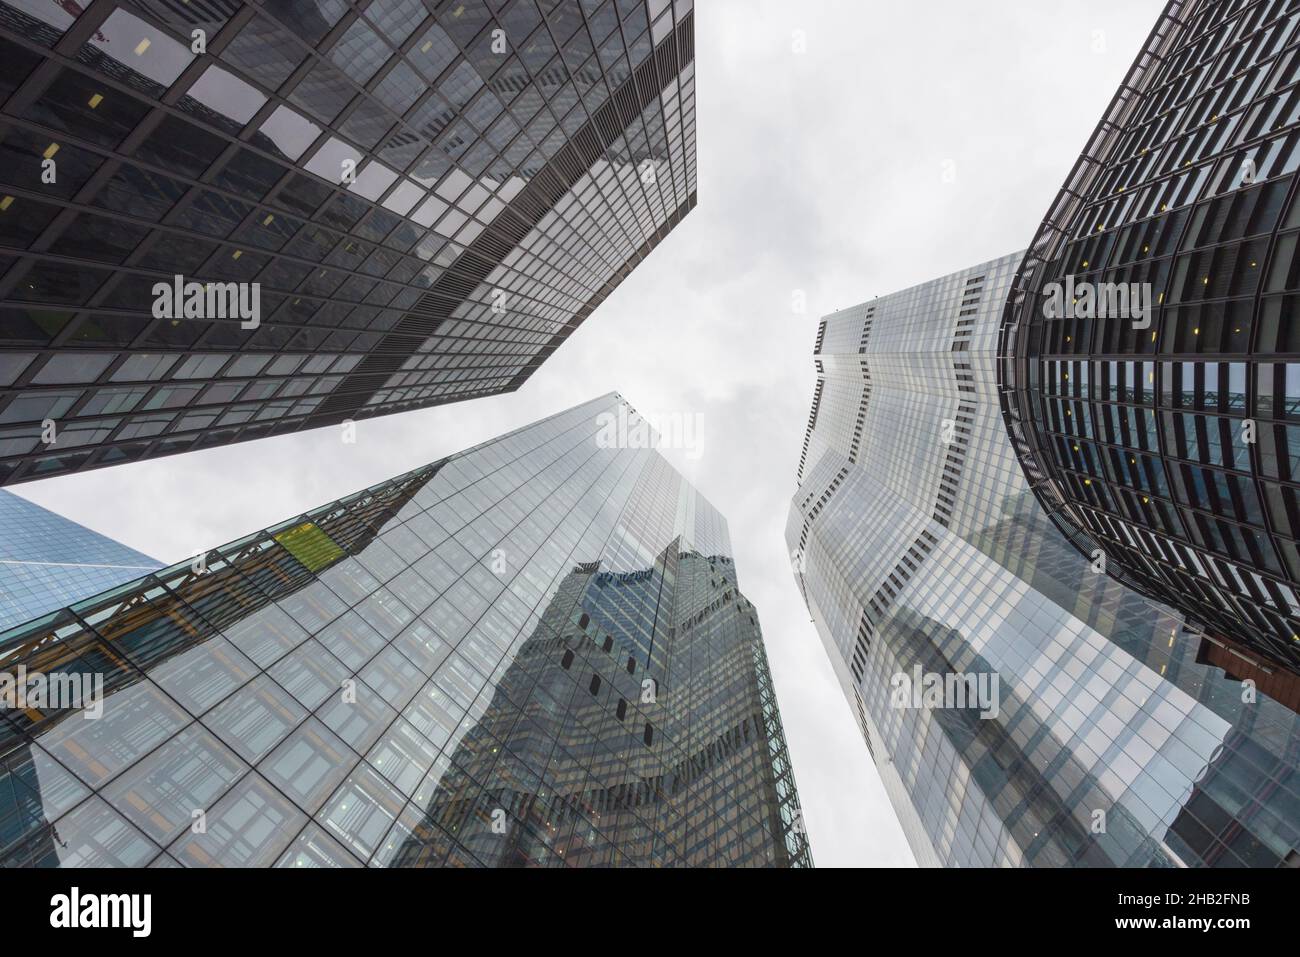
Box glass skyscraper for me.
[788,254,1299,867]
[999,0,1300,690]
[0,488,160,630]
[0,0,697,486]
[0,393,810,868]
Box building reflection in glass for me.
[0,394,810,867]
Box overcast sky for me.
[14,0,1168,867]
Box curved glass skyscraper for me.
[791,253,1299,867]
[999,0,1300,692]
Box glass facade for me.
[0,488,160,629]
[0,0,697,485]
[0,393,810,867]
[788,254,1300,867]
[999,0,1300,684]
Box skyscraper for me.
[999,0,1300,686]
[0,0,697,485]
[0,393,810,868]
[788,254,1300,867]
[0,488,160,630]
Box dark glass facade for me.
[790,255,1299,867]
[0,488,160,629]
[0,393,810,867]
[999,0,1300,682]
[0,0,697,485]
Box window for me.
[30,353,114,384]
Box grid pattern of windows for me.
[0,394,810,868]
[0,0,698,485]
[789,252,1299,867]
[1000,0,1300,676]
[0,488,159,629]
